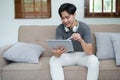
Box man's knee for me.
[87,55,99,66]
[49,56,61,66]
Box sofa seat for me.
[2,57,50,71]
[99,59,120,70]
[2,57,51,80]
[64,59,120,80]
[2,56,120,80]
[99,59,120,80]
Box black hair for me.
[58,3,77,17]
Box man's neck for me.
[71,20,78,28]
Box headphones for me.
[64,23,79,32]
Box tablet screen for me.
[46,39,74,52]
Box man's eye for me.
[66,16,70,19]
[61,17,64,20]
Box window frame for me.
[15,0,51,19]
[84,0,120,18]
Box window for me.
[15,0,51,19]
[85,0,120,18]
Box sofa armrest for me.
[0,44,12,69]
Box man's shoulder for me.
[58,24,64,27]
[78,21,89,29]
[56,24,64,31]
[57,24,64,29]
[78,21,88,27]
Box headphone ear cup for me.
[64,27,69,32]
[72,26,78,32]
[64,26,78,32]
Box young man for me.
[49,3,99,80]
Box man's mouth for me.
[64,23,69,26]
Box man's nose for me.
[63,18,68,23]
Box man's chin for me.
[64,23,71,27]
[65,25,70,28]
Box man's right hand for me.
[52,46,66,57]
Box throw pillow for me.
[3,42,45,64]
[111,35,120,66]
[94,32,120,59]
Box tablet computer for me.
[46,39,74,52]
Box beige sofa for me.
[0,24,120,80]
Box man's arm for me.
[79,39,93,55]
[71,33,93,55]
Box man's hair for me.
[58,3,77,17]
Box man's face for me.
[60,11,76,28]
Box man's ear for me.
[64,27,69,32]
[73,13,76,17]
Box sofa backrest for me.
[18,24,120,57]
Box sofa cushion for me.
[94,32,120,59]
[3,42,45,64]
[95,32,114,59]
[111,35,120,66]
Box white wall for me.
[0,0,120,47]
